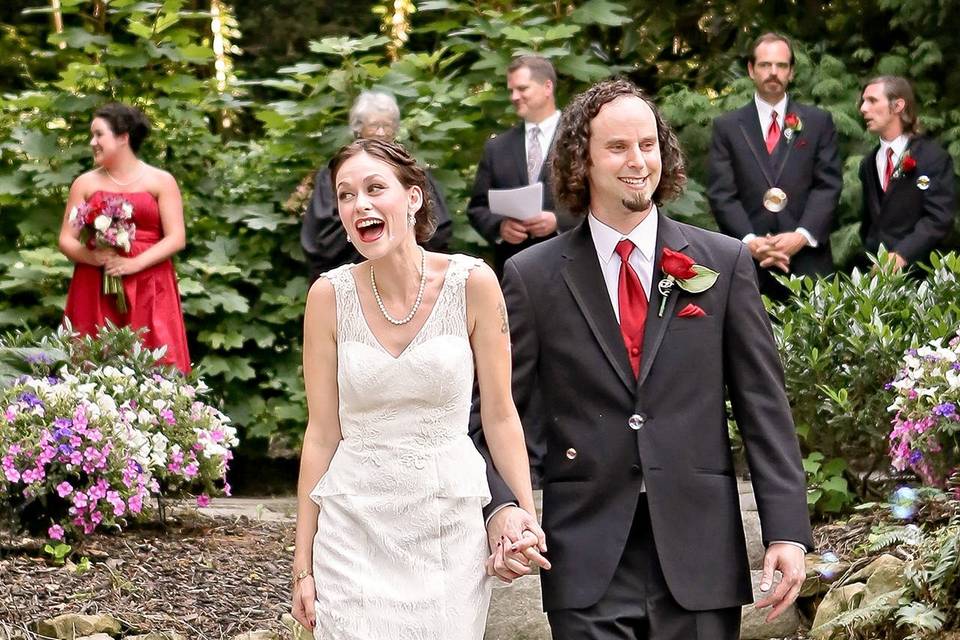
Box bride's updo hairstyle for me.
[94,103,151,153]
[329,138,438,244]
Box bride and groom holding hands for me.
[292,78,812,640]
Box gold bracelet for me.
[293,568,312,587]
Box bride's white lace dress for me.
[310,254,492,639]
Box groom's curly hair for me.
[552,78,686,216]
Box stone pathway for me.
[193,484,800,640]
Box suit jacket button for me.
[628,414,645,430]
[631,464,641,475]
[565,448,577,460]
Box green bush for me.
[769,252,960,513]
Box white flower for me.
[94,214,111,232]
[68,206,79,223]
[137,409,155,425]
[116,229,130,251]
[121,202,134,218]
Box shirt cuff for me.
[742,233,757,244]
[795,227,817,248]
[769,540,807,553]
[484,502,517,527]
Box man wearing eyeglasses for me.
[707,32,841,299]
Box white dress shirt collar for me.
[589,206,658,266]
[876,135,910,185]
[754,93,788,134]
[525,110,561,146]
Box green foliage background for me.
[1,0,959,456]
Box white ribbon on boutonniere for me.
[657,248,720,317]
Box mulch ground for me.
[0,513,295,639]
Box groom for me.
[470,79,812,639]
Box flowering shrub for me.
[0,324,237,539]
[888,332,960,486]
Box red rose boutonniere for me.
[657,248,719,317]
[893,151,917,180]
[783,112,803,141]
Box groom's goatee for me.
[622,194,651,212]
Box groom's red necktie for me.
[615,239,648,378]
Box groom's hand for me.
[485,506,550,583]
[754,543,806,622]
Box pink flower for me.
[184,462,199,478]
[196,494,210,508]
[223,482,232,497]
[127,493,143,513]
[73,491,88,509]
[48,525,64,541]
[56,481,74,497]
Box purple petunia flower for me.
[17,392,42,409]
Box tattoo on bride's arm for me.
[498,302,508,334]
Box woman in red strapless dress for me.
[59,103,190,373]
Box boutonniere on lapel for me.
[657,248,720,317]
[782,112,802,141]
[892,151,917,180]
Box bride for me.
[290,138,545,638]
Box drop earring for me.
[407,208,416,227]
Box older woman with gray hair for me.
[300,91,453,283]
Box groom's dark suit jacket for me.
[470,214,813,613]
[707,100,842,283]
[467,122,576,275]
[859,135,956,264]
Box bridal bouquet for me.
[69,195,137,312]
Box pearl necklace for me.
[370,247,426,326]
[102,161,144,187]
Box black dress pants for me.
[547,496,741,640]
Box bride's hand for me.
[291,575,317,631]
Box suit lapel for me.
[864,144,883,213]
[508,125,530,185]
[770,101,798,184]
[737,104,775,187]
[561,221,635,394]
[637,215,689,388]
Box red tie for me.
[883,147,895,191]
[615,239,648,378]
[765,110,780,154]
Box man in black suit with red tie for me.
[467,55,575,276]
[858,75,956,269]
[707,32,842,297]
[472,79,812,640]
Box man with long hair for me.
[859,75,956,269]
[472,78,811,639]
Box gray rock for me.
[741,508,764,570]
[125,633,187,640]
[231,632,279,640]
[74,635,114,640]
[485,575,551,640]
[739,570,800,640]
[809,582,867,639]
[279,614,312,640]
[35,614,122,640]
[801,553,849,598]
